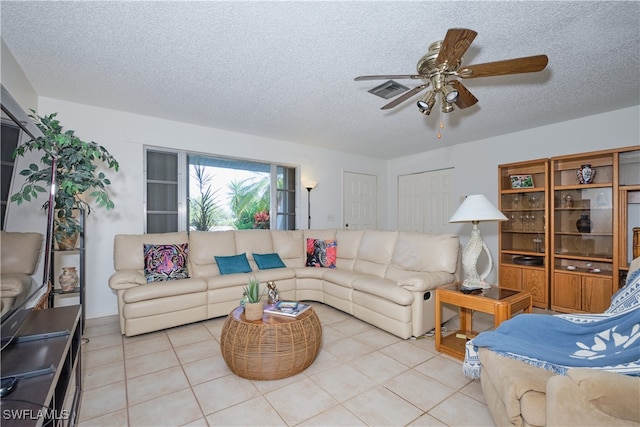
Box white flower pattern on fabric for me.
[572,324,640,360]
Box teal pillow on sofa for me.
[215,253,252,275]
[253,253,286,270]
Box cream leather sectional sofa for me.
[109,229,460,338]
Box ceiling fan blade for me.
[457,54,549,78]
[354,74,423,81]
[381,83,429,110]
[450,80,478,109]
[436,28,478,70]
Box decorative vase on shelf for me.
[59,267,78,292]
[244,302,264,321]
[577,164,596,184]
[576,215,592,233]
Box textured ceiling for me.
[1,1,639,159]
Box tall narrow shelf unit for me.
[549,146,639,314]
[498,159,550,308]
[48,210,86,331]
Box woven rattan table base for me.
[220,305,322,380]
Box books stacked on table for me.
[264,301,311,317]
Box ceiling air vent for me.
[368,80,409,99]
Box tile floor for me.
[78,303,499,427]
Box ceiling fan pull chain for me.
[437,109,444,139]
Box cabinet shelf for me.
[554,252,613,262]
[555,183,612,191]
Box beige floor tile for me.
[205,396,286,426]
[192,374,261,415]
[82,345,124,370]
[180,418,209,427]
[128,388,204,426]
[251,371,307,394]
[84,314,119,329]
[174,338,220,364]
[166,323,214,348]
[352,327,401,349]
[321,324,347,344]
[81,331,123,352]
[406,412,448,426]
[78,381,127,422]
[201,316,226,338]
[83,319,121,338]
[82,360,125,390]
[124,333,172,359]
[299,404,366,426]
[329,317,374,336]
[125,348,180,379]
[310,363,376,402]
[429,391,495,426]
[415,355,471,390]
[460,378,486,404]
[300,347,341,376]
[78,408,127,427]
[385,369,456,411]
[264,377,338,425]
[350,350,409,383]
[183,354,231,385]
[323,336,374,361]
[343,385,422,426]
[380,339,437,367]
[126,365,191,405]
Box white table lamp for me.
[449,194,507,289]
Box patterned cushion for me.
[144,243,189,283]
[215,253,252,275]
[253,253,286,270]
[306,238,337,268]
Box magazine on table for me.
[264,301,311,317]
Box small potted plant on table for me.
[243,275,264,321]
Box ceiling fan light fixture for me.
[441,100,455,113]
[442,84,459,103]
[417,90,436,115]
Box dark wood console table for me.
[1,306,82,427]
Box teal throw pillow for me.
[253,253,286,270]
[215,253,252,275]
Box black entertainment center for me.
[0,306,82,427]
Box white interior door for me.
[398,168,455,234]
[343,171,378,230]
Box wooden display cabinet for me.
[498,159,550,308]
[550,149,616,313]
[618,148,640,287]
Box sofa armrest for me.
[394,271,456,291]
[109,270,146,290]
[547,369,640,426]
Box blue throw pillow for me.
[215,253,252,275]
[253,253,286,270]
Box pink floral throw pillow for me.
[306,238,337,268]
[143,243,190,283]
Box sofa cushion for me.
[353,230,398,277]
[306,239,337,268]
[352,277,414,305]
[0,231,43,275]
[143,243,190,282]
[123,278,207,303]
[253,253,286,270]
[392,232,459,274]
[215,253,252,275]
[115,232,188,271]
[271,230,304,263]
[235,229,274,256]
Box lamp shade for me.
[303,181,317,190]
[449,194,507,223]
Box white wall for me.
[29,97,387,318]
[1,40,37,112]
[387,105,640,284]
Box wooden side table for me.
[435,283,532,360]
[220,306,322,380]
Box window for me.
[145,148,297,233]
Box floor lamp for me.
[304,181,317,229]
[449,194,507,289]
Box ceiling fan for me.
[355,28,548,116]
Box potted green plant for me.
[243,275,264,321]
[11,111,119,249]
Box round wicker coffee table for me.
[220,305,322,380]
